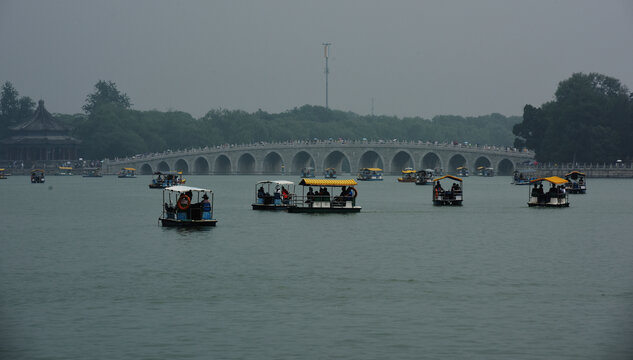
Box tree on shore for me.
[0,81,35,137]
[513,72,632,162]
[82,80,131,114]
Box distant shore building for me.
[0,100,80,164]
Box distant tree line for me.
[2,80,522,160]
[513,72,633,162]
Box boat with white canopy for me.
[253,180,296,210]
[160,185,217,226]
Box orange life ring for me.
[177,194,191,210]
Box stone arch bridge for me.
[102,141,534,176]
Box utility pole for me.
[323,42,331,109]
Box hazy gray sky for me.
[1,0,632,118]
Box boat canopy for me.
[530,176,569,185]
[58,166,72,170]
[0,168,4,171]
[256,180,294,185]
[360,168,382,171]
[154,171,182,175]
[401,169,416,174]
[122,167,136,171]
[565,171,586,177]
[456,166,468,170]
[31,169,45,173]
[433,175,463,182]
[164,185,212,193]
[299,178,357,186]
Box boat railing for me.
[291,194,356,208]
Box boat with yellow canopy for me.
[0,168,7,179]
[31,169,45,183]
[118,167,136,178]
[456,166,469,177]
[357,168,383,181]
[432,175,463,206]
[564,171,586,194]
[56,166,73,176]
[528,176,570,207]
[288,178,361,213]
[397,168,416,182]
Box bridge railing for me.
[104,139,533,164]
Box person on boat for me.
[531,183,539,197]
[281,186,289,204]
[306,187,315,205]
[559,185,566,196]
[258,186,265,198]
[201,193,212,219]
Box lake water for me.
[1,175,632,359]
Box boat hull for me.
[251,203,293,211]
[160,218,218,227]
[288,206,361,213]
[433,200,462,206]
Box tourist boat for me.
[56,166,73,176]
[0,168,7,179]
[456,166,469,177]
[149,171,186,189]
[477,166,494,177]
[82,167,102,177]
[415,169,434,185]
[31,169,45,183]
[118,167,136,178]
[288,178,361,213]
[252,180,296,210]
[357,168,383,181]
[512,169,536,185]
[324,168,337,178]
[397,168,417,182]
[159,185,217,227]
[527,176,570,207]
[301,167,315,178]
[564,171,587,194]
[432,175,463,206]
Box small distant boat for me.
[456,166,469,177]
[31,169,45,183]
[149,171,185,189]
[118,167,136,178]
[252,180,295,210]
[82,167,103,177]
[397,168,416,182]
[564,171,586,194]
[477,166,494,177]
[528,176,570,207]
[432,175,463,206]
[288,178,361,213]
[357,168,383,181]
[56,166,73,176]
[512,170,536,185]
[159,185,217,227]
[324,168,337,178]
[415,169,434,185]
[301,167,315,178]
[0,168,7,179]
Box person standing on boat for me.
[202,193,212,219]
[258,186,265,198]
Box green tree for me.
[0,81,35,137]
[82,80,131,114]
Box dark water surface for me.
[1,175,632,359]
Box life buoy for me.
[350,186,358,198]
[177,194,191,210]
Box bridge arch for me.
[448,154,468,174]
[421,152,442,171]
[358,150,384,170]
[214,155,231,174]
[291,151,315,174]
[193,156,209,175]
[497,158,515,176]
[174,159,190,174]
[237,153,256,174]
[391,150,414,173]
[140,163,153,175]
[157,161,170,172]
[323,150,351,174]
[474,156,492,173]
[263,151,284,174]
